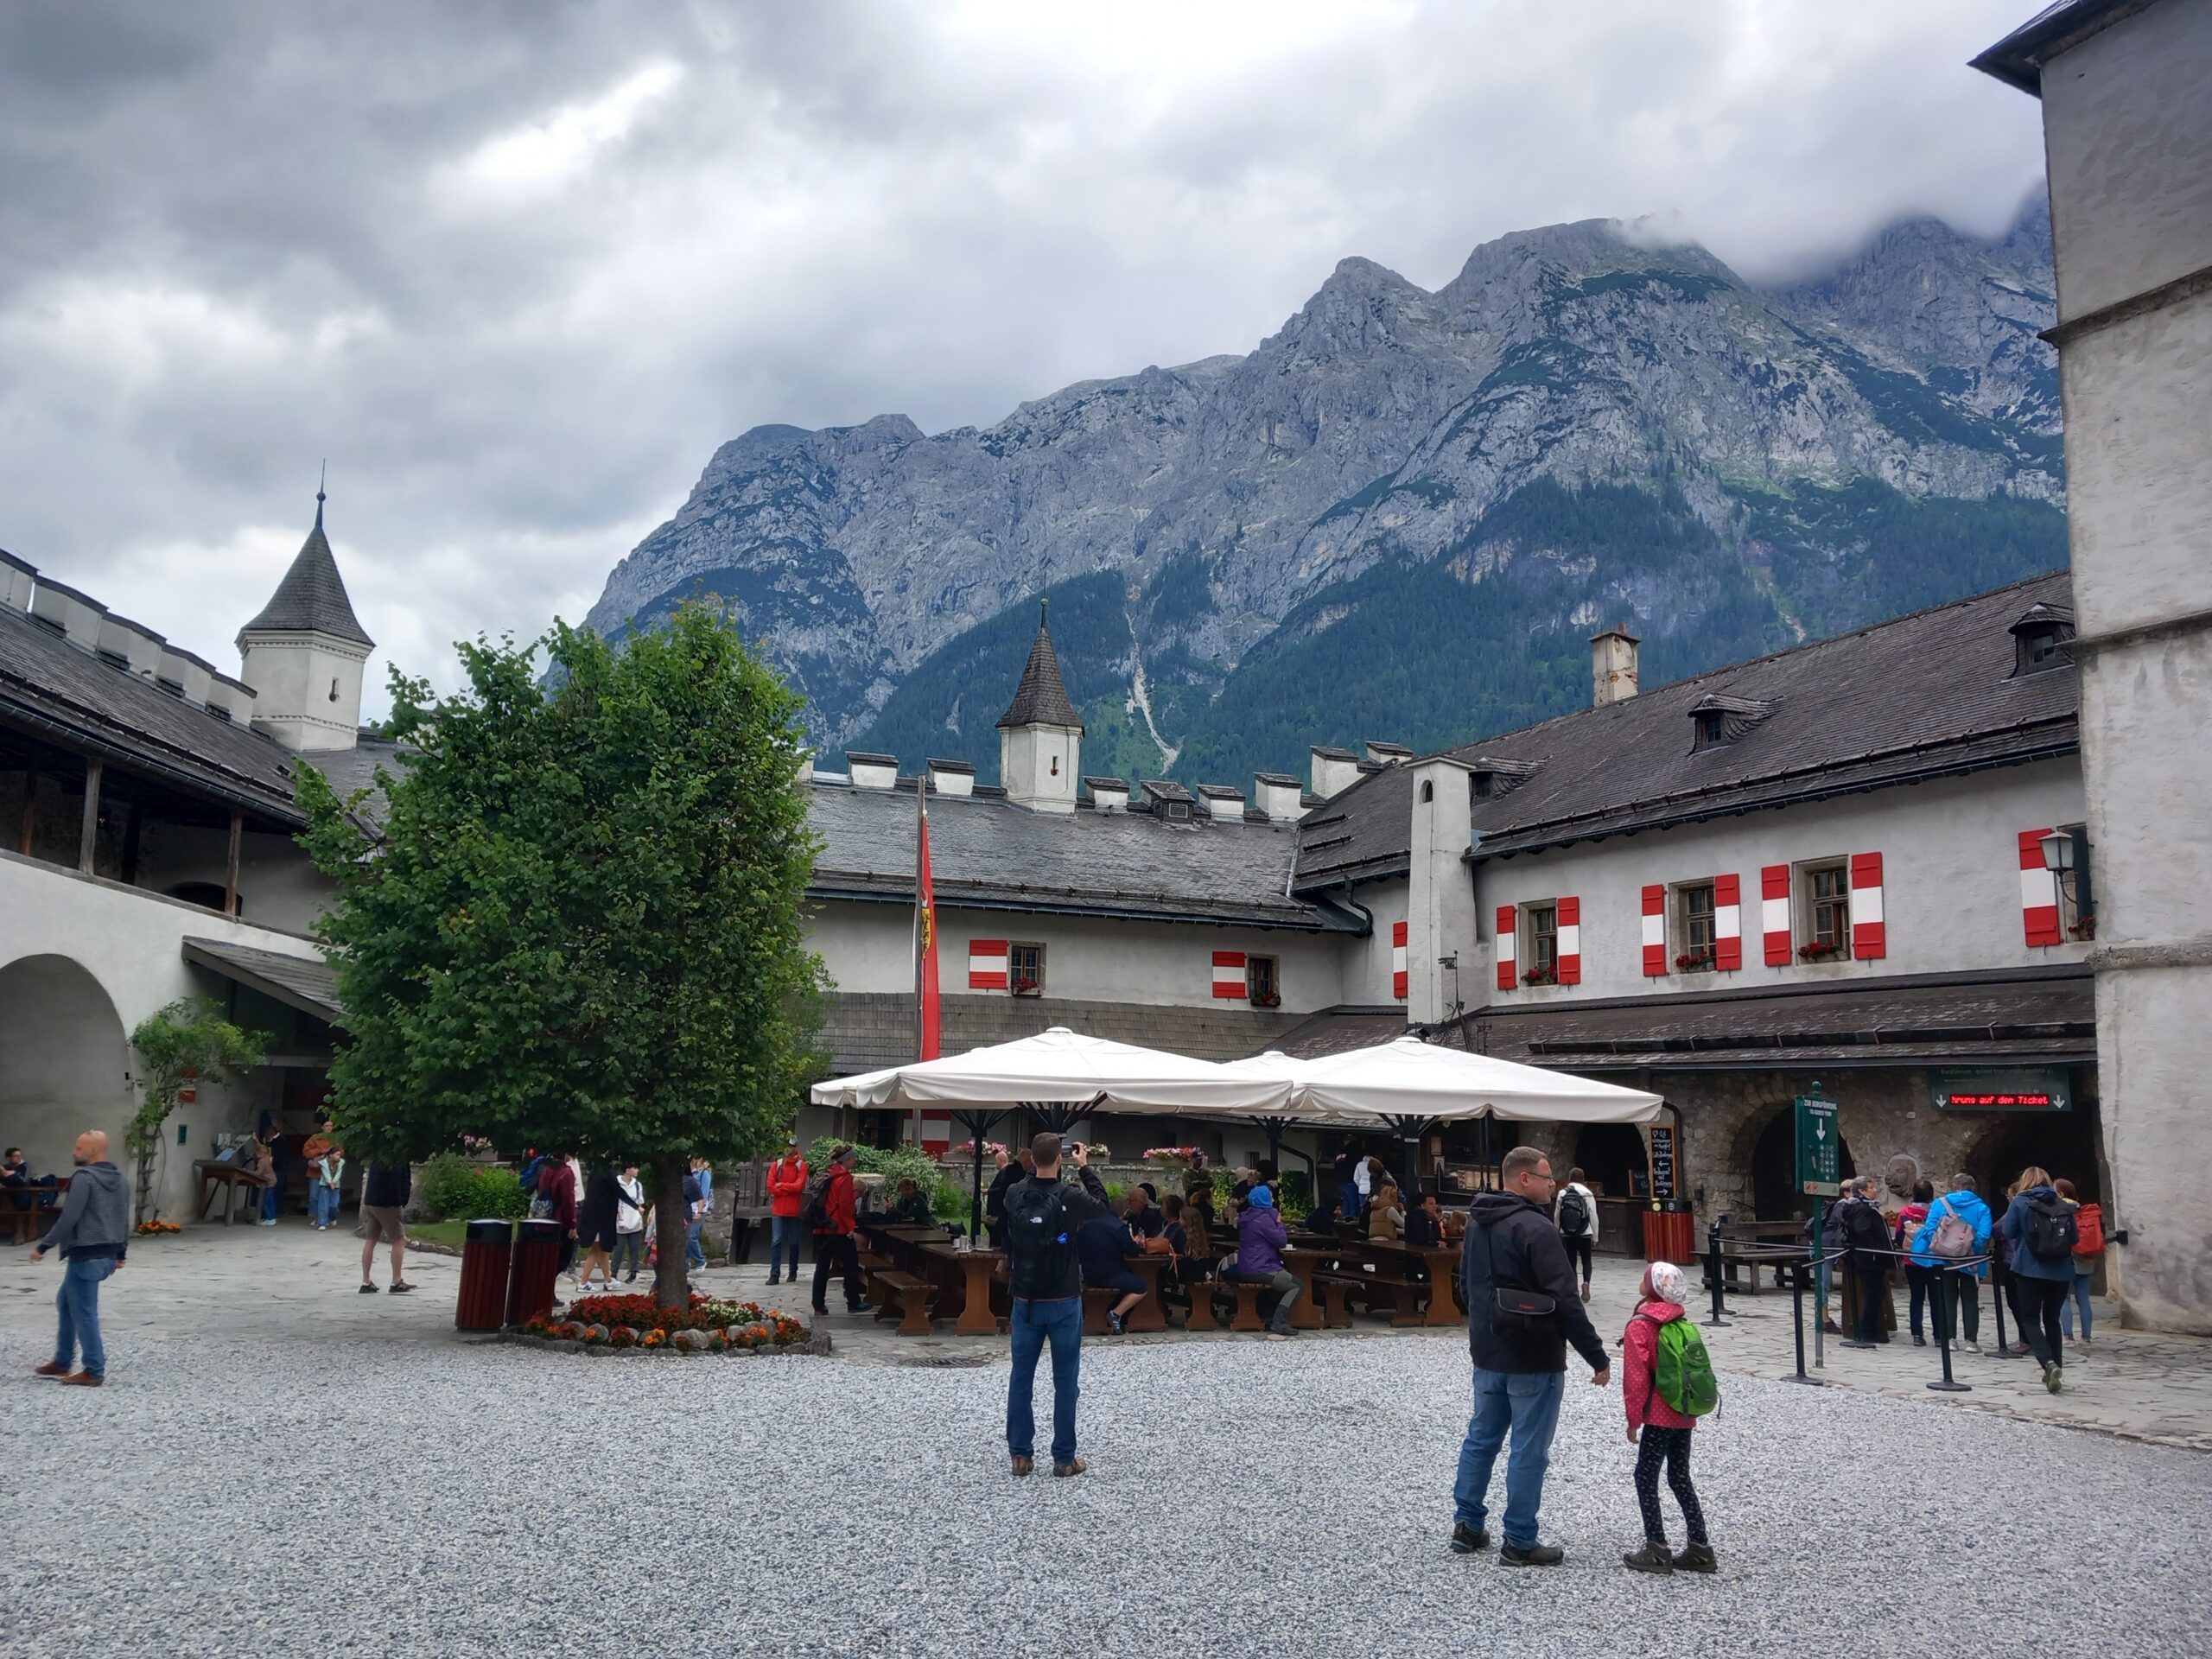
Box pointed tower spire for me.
[234,481,375,753]
[995,594,1083,813]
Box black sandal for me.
[389,1281,416,1294]
[358,1283,379,1294]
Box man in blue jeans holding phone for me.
[1451,1147,1611,1565]
[1001,1132,1115,1478]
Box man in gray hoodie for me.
[29,1129,130,1386]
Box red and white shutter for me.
[1391,920,1408,1000]
[1761,865,1791,965]
[1495,906,1517,990]
[1556,896,1581,985]
[919,1112,951,1156]
[2018,829,2062,946]
[1212,950,1248,1000]
[1850,852,1886,959]
[967,938,1008,990]
[1641,885,1667,976]
[1714,874,1743,970]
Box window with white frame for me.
[1798,860,1851,961]
[1009,942,1045,996]
[1673,882,1717,971]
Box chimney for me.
[1590,623,1641,707]
[1310,745,1363,800]
[927,757,976,797]
[1364,739,1412,766]
[29,578,106,649]
[1084,776,1129,812]
[206,671,258,723]
[0,550,34,613]
[1197,783,1246,823]
[845,752,899,790]
[1254,772,1305,823]
[98,613,168,677]
[158,645,214,705]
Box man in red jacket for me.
[766,1139,808,1287]
[810,1145,872,1317]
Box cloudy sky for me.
[0,1,2046,715]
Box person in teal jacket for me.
[1911,1173,1993,1352]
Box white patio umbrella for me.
[810,1027,1294,1235]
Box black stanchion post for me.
[1928,1265,1970,1393]
[1788,1254,1823,1386]
[1703,1217,1732,1328]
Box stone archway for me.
[1745,1102,1858,1222]
[0,954,131,1181]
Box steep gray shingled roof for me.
[237,497,374,649]
[1297,570,2078,887]
[182,937,344,1026]
[995,605,1083,732]
[809,779,1358,931]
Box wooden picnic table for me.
[1280,1247,1336,1331]
[1082,1254,1170,1334]
[918,1241,1010,1337]
[1357,1239,1463,1327]
[2,1174,69,1244]
[194,1160,270,1224]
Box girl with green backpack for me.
[1621,1260,1720,1576]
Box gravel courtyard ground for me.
[5,1231,2212,1659]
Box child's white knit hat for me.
[1648,1261,1688,1303]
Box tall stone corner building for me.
[0,495,379,1217]
[1976,0,2212,1333]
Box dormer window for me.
[1166,800,1191,822]
[1470,772,1493,800]
[2009,602,2075,677]
[1687,693,1774,753]
[1694,710,1726,748]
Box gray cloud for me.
[0,0,2046,715]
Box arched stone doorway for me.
[1961,1109,2105,1205]
[1748,1103,1857,1222]
[0,954,130,1181]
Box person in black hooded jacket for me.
[1001,1135,1115,1478]
[1450,1147,1611,1567]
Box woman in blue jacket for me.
[1911,1174,1993,1352]
[1997,1165,2075,1392]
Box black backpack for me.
[800,1170,835,1230]
[1004,1183,1077,1299]
[2024,1192,2079,1259]
[1557,1187,1592,1236]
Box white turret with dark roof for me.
[995,599,1083,813]
[236,486,373,753]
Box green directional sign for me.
[1794,1093,1840,1198]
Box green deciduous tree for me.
[128,1000,269,1225]
[297,604,828,1306]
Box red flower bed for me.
[520,1293,807,1347]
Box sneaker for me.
[1840,1339,1876,1350]
[1107,1312,1127,1336]
[1499,1542,1564,1567]
[389,1281,415,1294]
[1911,1335,1927,1347]
[766,1274,781,1287]
[849,1300,874,1314]
[359,1283,379,1294]
[1672,1542,1718,1573]
[1623,1541,1674,1575]
[2044,1362,2063,1394]
[1448,1522,1491,1555]
[1961,1341,1982,1355]
[812,1306,830,1317]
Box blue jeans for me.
[768,1216,803,1278]
[261,1181,281,1221]
[685,1219,706,1268]
[1006,1297,1084,1465]
[1452,1367,1566,1549]
[308,1184,339,1226]
[2061,1268,2094,1339]
[54,1255,116,1379]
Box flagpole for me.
[912,770,926,1151]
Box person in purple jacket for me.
[1225,1184,1300,1337]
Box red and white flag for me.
[914,783,940,1059]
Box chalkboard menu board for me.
[1648,1123,1676,1202]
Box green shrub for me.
[416,1154,530,1221]
[807,1138,949,1212]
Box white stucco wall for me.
[2037,0,2212,320]
[1470,759,2091,1002]
[810,900,1349,1012]
[238,632,368,753]
[1335,876,1408,1007]
[0,849,328,1218]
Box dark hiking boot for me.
[1623,1541,1674,1574]
[2044,1361,2063,1394]
[1499,1542,1563,1567]
[1010,1456,1033,1477]
[1052,1458,1088,1478]
[1448,1522,1491,1555]
[1672,1542,1718,1573]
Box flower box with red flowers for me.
[1011,977,1041,997]
[1249,992,1281,1008]
[1673,951,1713,970]
[1796,940,1842,962]
[1520,967,1555,986]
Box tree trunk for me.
[653,1155,690,1308]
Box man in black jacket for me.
[1001,1134,1114,1478]
[1836,1176,1894,1348]
[1451,1147,1611,1567]
[983,1148,1033,1249]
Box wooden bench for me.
[873,1270,938,1336]
[1179,1272,1221,1331]
[1313,1272,1363,1328]
[1221,1276,1268,1332]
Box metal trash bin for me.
[1642,1201,1696,1266]
[455,1218,514,1332]
[505,1217,563,1327]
